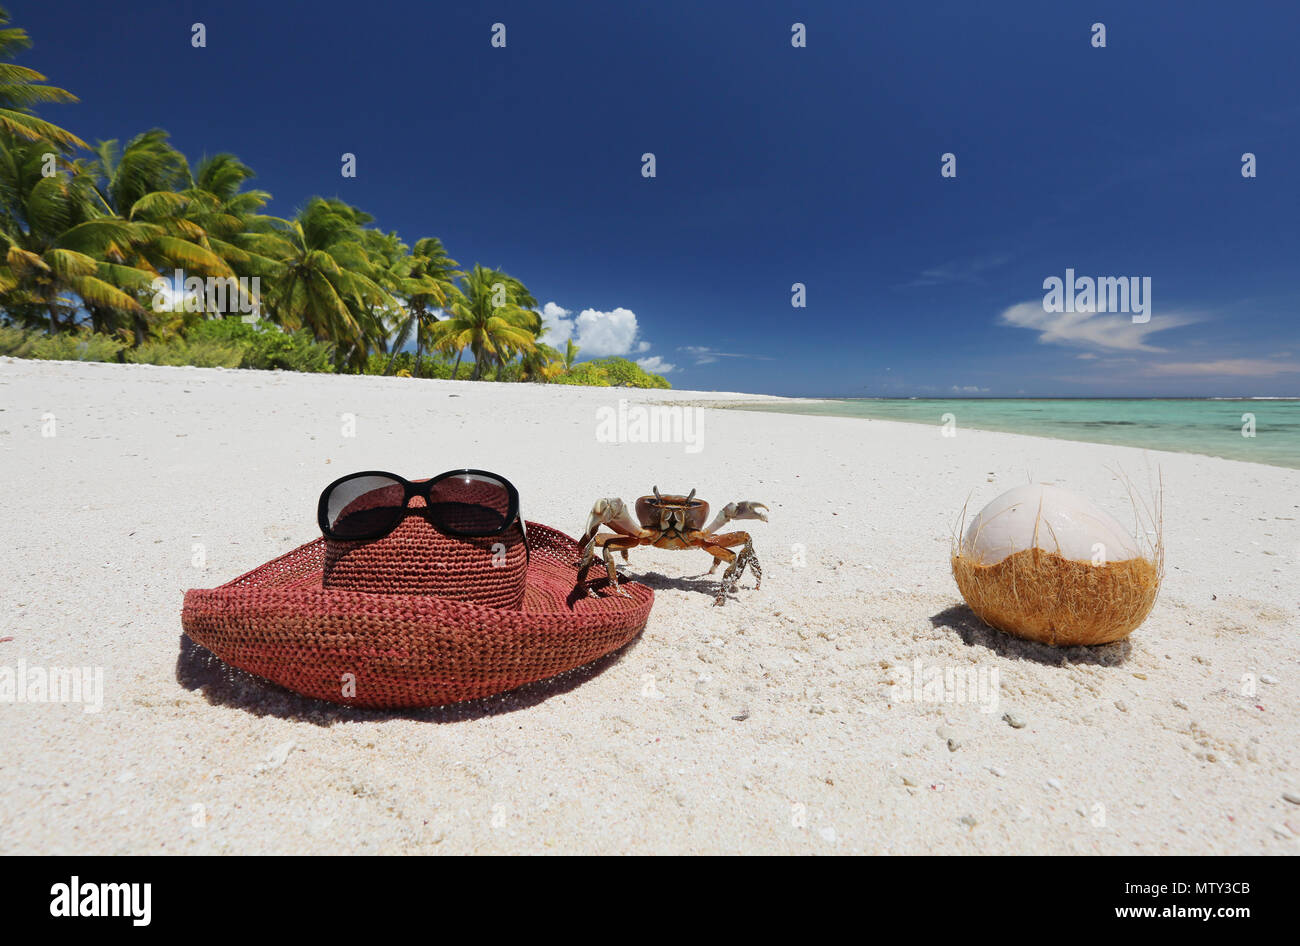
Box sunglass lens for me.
[327,475,406,538]
[428,473,513,535]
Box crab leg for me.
[590,534,639,598]
[701,531,762,606]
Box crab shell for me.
[635,494,710,532]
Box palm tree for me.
[563,338,580,370]
[117,151,278,322]
[430,265,538,381]
[382,236,459,376]
[0,134,153,332]
[242,197,396,368]
[89,130,189,217]
[519,340,565,382]
[360,226,413,367]
[175,153,276,312]
[83,130,243,341]
[188,153,272,249]
[512,305,569,382]
[0,7,87,151]
[98,140,273,295]
[359,227,459,376]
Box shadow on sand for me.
[928,603,1132,667]
[628,568,763,606]
[175,633,641,725]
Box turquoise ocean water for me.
[732,399,1300,470]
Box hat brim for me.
[182,522,653,708]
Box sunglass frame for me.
[317,468,523,542]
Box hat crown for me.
[321,512,527,608]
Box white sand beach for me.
[1,357,1297,855]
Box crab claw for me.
[577,497,642,552]
[703,501,769,536]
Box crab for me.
[576,487,769,605]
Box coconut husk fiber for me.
[951,547,1160,646]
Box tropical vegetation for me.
[0,8,669,388]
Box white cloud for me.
[679,345,771,366]
[1146,358,1300,377]
[950,385,989,393]
[998,300,1197,352]
[537,302,645,356]
[537,301,686,370]
[538,302,574,346]
[899,253,1013,289]
[637,356,675,374]
[573,307,639,356]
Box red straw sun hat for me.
[182,478,653,708]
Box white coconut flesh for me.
[961,484,1142,566]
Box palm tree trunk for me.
[452,349,464,380]
[382,316,409,376]
[415,319,423,378]
[471,343,489,381]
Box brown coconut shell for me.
[951,547,1160,646]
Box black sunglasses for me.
[318,469,523,542]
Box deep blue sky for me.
[18,0,1300,395]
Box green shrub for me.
[363,350,411,376]
[186,318,255,346]
[358,348,456,379]
[188,319,335,372]
[598,357,670,388]
[420,360,454,380]
[22,330,126,362]
[274,331,335,373]
[555,362,611,386]
[556,357,669,388]
[189,340,247,368]
[127,338,246,368]
[125,339,185,366]
[0,324,29,356]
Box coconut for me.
[951,483,1162,646]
